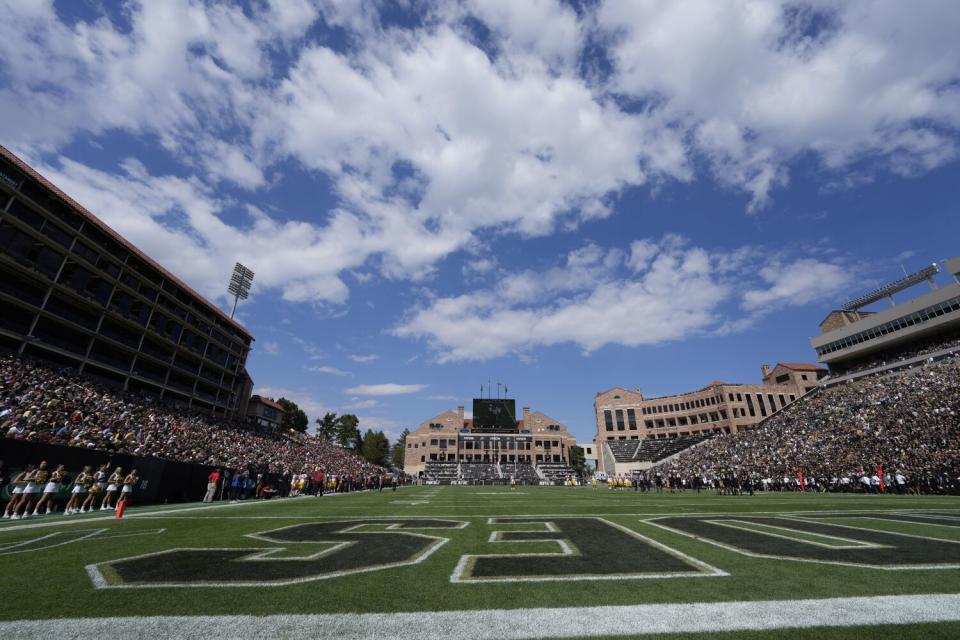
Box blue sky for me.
[1,1,958,443]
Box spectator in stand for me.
[657,357,960,495]
[0,355,384,489]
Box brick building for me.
[593,362,825,475]
[404,399,577,478]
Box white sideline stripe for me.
[0,491,372,533]
[3,594,960,639]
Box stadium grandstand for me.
[653,259,960,494]
[0,146,254,419]
[405,395,576,483]
[593,362,826,476]
[0,147,384,506]
[812,257,960,378]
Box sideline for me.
[0,491,371,533]
[1,594,959,639]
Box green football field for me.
[1,485,959,639]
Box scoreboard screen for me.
[472,398,517,431]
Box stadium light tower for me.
[227,262,255,319]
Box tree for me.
[335,414,362,450]
[568,445,588,477]
[315,412,339,440]
[391,428,410,469]
[361,429,390,466]
[275,397,309,432]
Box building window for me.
[756,394,767,418]
[615,409,625,430]
[627,408,637,429]
[745,394,755,417]
[604,410,613,431]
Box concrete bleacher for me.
[424,461,459,482]
[606,435,713,465]
[538,462,575,482]
[461,463,498,481]
[502,462,539,483]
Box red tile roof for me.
[777,363,826,371]
[0,145,253,339]
[250,396,287,412]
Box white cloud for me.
[262,341,280,356]
[345,383,428,396]
[598,1,960,209]
[742,260,853,312]
[344,398,379,410]
[0,0,955,309]
[305,365,353,377]
[395,237,851,361]
[426,395,461,401]
[348,354,379,363]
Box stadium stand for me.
[501,462,539,482]
[424,461,459,482]
[825,332,960,381]
[657,356,960,493]
[606,435,712,465]
[537,462,576,482]
[0,354,382,478]
[460,463,498,481]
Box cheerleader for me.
[2,463,34,519]
[13,461,46,519]
[32,464,67,516]
[101,466,123,511]
[81,463,109,513]
[116,469,139,510]
[65,465,92,515]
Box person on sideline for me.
[203,468,221,503]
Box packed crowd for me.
[0,355,382,478]
[657,357,960,494]
[831,332,960,377]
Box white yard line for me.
[2,594,960,639]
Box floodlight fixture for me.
[842,264,939,311]
[227,262,255,318]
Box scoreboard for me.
[472,398,517,431]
